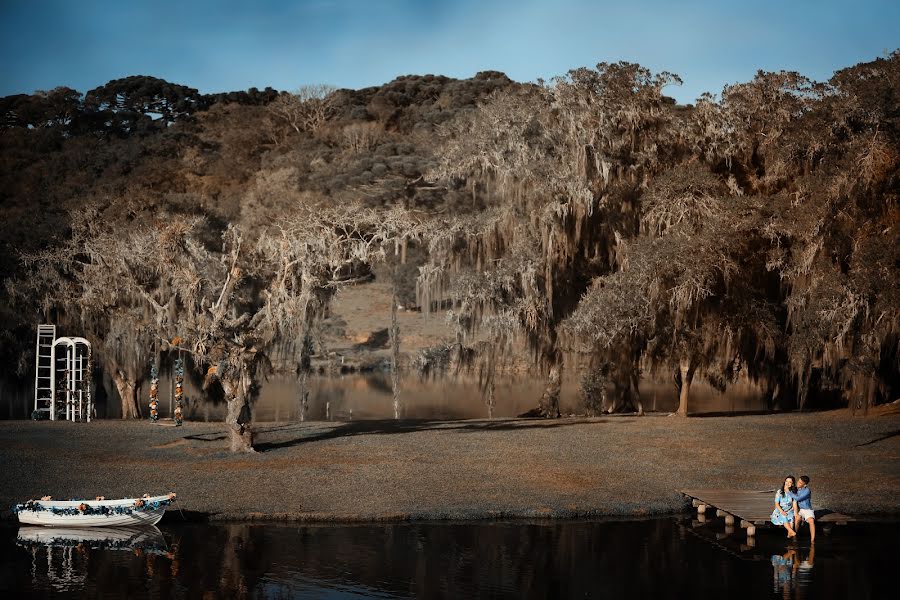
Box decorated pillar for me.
[85,344,93,422]
[149,364,159,422]
[173,357,184,426]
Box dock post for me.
[724,514,735,526]
[697,504,706,514]
[739,520,757,538]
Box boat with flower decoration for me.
[13,493,177,527]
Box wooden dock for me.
[681,489,854,538]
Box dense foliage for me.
[1,54,896,447]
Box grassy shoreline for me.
[1,410,898,523]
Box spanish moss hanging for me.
[173,357,184,426]
[149,364,159,422]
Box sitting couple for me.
[771,475,815,541]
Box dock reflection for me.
[681,517,824,599]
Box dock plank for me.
[681,489,854,526]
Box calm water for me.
[4,368,770,420]
[89,372,768,421]
[0,518,893,599]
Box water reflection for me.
[13,526,170,594]
[16,526,168,554]
[2,518,892,599]
[168,372,770,423]
[771,546,816,600]
[3,370,772,420]
[772,548,797,597]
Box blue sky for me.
[1,0,896,104]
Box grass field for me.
[1,407,897,522]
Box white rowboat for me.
[15,494,175,527]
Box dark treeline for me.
[0,54,896,450]
[0,76,278,133]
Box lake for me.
[70,371,767,421]
[3,365,773,421]
[1,517,893,598]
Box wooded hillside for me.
[1,54,896,448]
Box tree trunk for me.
[606,381,624,413]
[112,371,140,420]
[486,380,495,419]
[297,329,310,422]
[630,370,644,416]
[390,282,401,420]
[676,357,694,417]
[222,376,254,453]
[297,370,308,422]
[538,365,561,418]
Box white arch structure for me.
[52,337,93,422]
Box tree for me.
[0,87,83,131]
[564,165,779,415]
[25,197,416,450]
[13,206,153,419]
[265,84,337,144]
[758,53,900,410]
[91,316,149,420]
[83,76,203,135]
[421,63,683,416]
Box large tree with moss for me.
[22,196,416,450]
[420,62,685,416]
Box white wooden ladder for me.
[34,324,56,419]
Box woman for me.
[771,475,798,537]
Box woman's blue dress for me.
[770,490,795,525]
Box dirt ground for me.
[1,407,897,523]
[322,279,452,360]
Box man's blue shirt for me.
[792,487,812,509]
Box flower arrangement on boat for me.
[13,493,177,527]
[14,493,176,517]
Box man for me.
[793,475,815,542]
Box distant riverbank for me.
[1,409,898,522]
